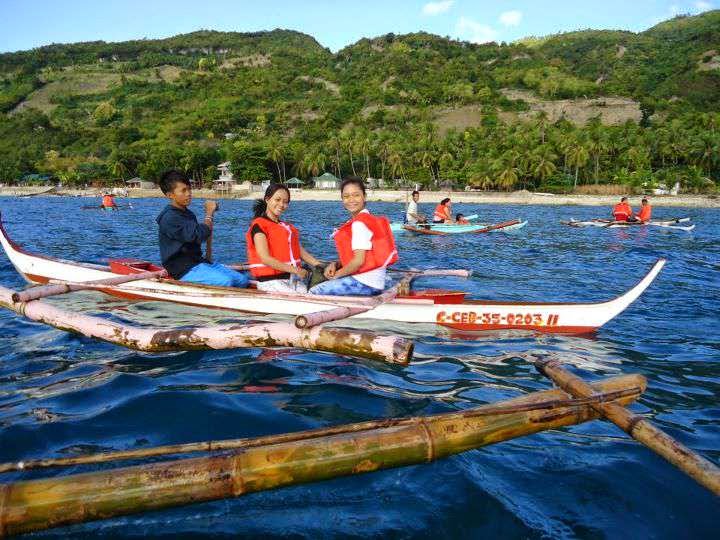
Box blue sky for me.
[0,0,716,54]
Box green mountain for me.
[0,12,718,192]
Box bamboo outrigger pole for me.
[295,274,414,329]
[535,358,720,496]
[0,374,644,537]
[0,286,413,364]
[11,269,167,303]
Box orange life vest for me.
[333,212,398,274]
[433,204,450,222]
[102,195,115,207]
[637,204,652,222]
[612,202,632,221]
[245,217,301,278]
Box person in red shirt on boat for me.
[309,177,398,296]
[246,184,325,293]
[433,198,452,223]
[612,197,634,222]
[101,192,118,210]
[636,198,652,223]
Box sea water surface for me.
[0,197,718,538]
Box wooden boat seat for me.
[109,259,164,275]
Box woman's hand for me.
[293,267,308,279]
[323,262,337,279]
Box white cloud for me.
[422,1,454,16]
[694,1,713,12]
[455,16,498,44]
[499,10,523,27]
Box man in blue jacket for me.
[156,170,248,287]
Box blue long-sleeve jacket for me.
[156,204,210,279]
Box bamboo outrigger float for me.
[1,362,717,537]
[0,371,646,537]
[0,214,665,335]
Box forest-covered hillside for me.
[0,11,718,192]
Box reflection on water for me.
[0,198,718,537]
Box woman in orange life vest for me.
[636,197,652,222]
[309,177,398,296]
[612,196,634,222]
[433,198,452,223]
[245,184,324,293]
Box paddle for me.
[206,201,219,263]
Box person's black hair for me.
[159,170,190,195]
[340,176,366,195]
[455,213,464,221]
[253,183,291,218]
[411,190,420,196]
[641,198,648,203]
[440,197,451,205]
[620,196,627,202]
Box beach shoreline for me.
[1,186,718,207]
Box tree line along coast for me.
[0,11,718,197]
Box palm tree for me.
[110,160,128,182]
[565,143,590,188]
[267,138,285,182]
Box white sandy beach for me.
[1,186,718,208]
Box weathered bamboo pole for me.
[295,275,414,329]
[0,387,640,474]
[0,374,644,537]
[11,270,167,303]
[0,286,412,364]
[471,219,522,234]
[535,358,720,496]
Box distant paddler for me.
[310,176,398,296]
[245,184,325,293]
[636,197,652,222]
[612,196,635,222]
[405,190,427,224]
[101,192,119,210]
[433,197,452,223]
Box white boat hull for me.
[0,216,665,334]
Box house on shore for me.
[126,177,157,190]
[312,172,340,189]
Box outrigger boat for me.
[391,218,527,235]
[561,217,695,232]
[0,214,664,334]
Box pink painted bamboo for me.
[11,269,167,303]
[0,286,412,364]
[295,276,412,329]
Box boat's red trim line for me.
[438,322,596,333]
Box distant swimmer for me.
[455,213,469,224]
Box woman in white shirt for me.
[309,177,398,296]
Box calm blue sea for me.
[0,197,718,538]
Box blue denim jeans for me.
[309,276,382,296]
[180,263,249,288]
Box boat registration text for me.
[436,311,560,326]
